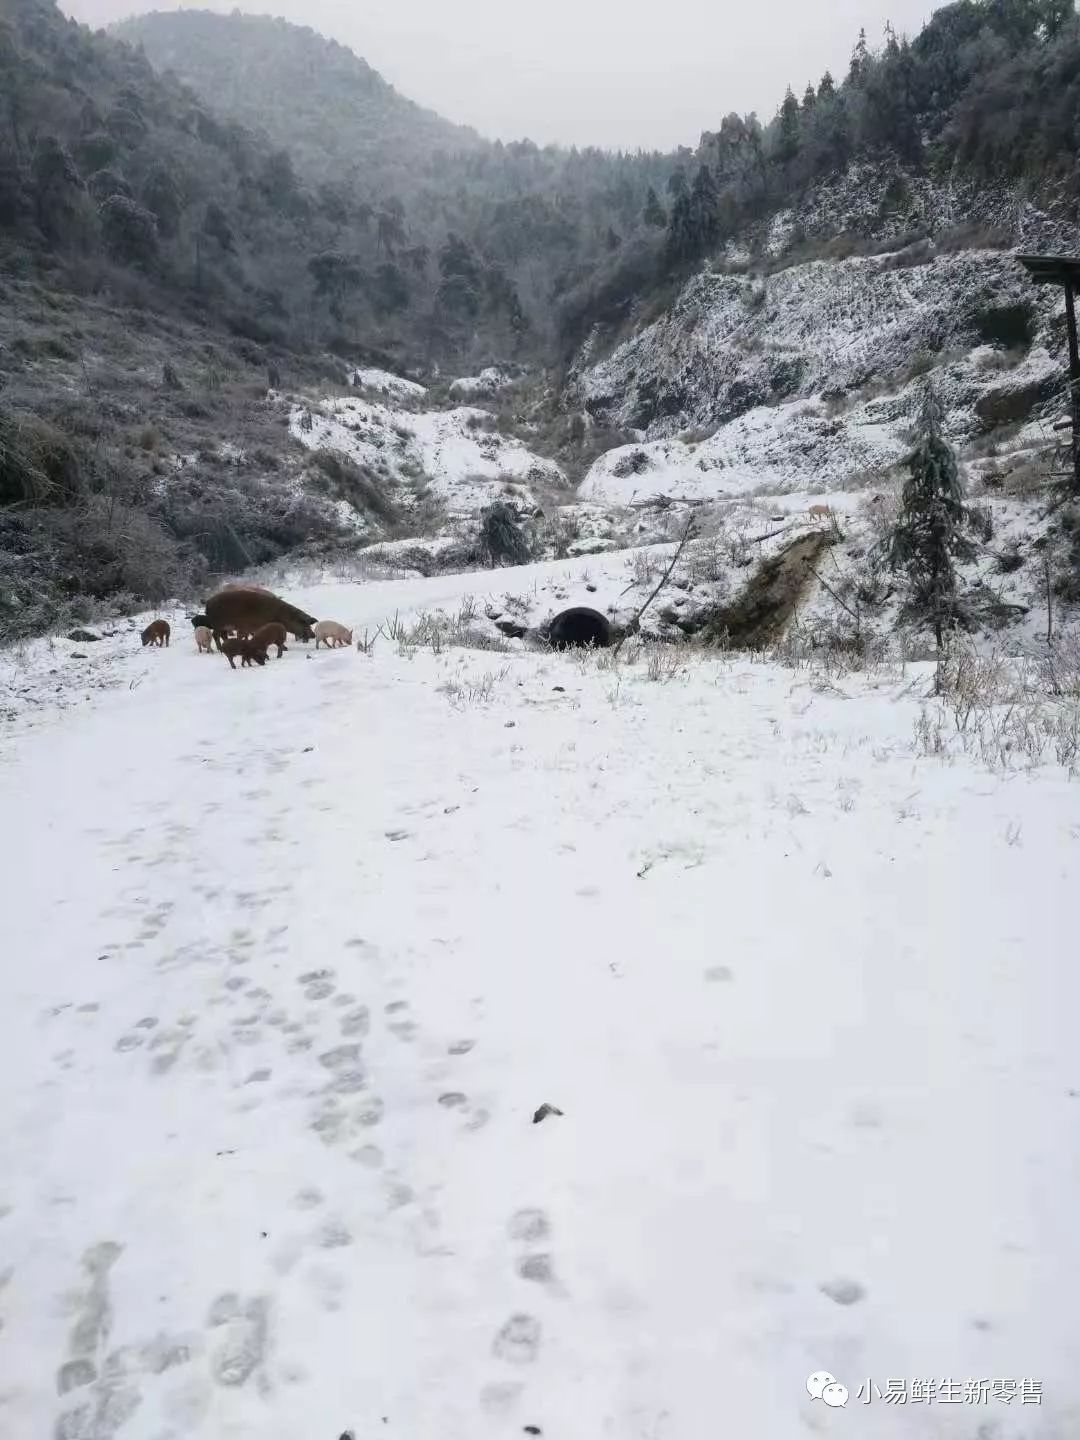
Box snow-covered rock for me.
[351,367,427,401]
[449,366,515,399]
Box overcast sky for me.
[60,0,940,151]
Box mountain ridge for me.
[112,8,488,187]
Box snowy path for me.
[1,622,1079,1439]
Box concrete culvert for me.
[547,607,613,650]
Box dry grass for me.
[912,636,1080,775]
[437,666,511,708]
[386,600,513,657]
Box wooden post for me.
[1064,280,1080,493]
[1045,556,1054,646]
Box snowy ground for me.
[2,569,1079,1440]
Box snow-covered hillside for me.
[574,249,1061,447]
[290,395,567,519]
[2,572,1079,1440]
[563,190,1070,616]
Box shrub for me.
[310,448,400,529]
[478,500,532,567]
[98,195,159,269]
[0,412,84,506]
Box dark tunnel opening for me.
[547,607,613,650]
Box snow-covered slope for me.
[570,166,1068,515]
[580,344,1060,504]
[2,587,1078,1439]
[290,395,567,516]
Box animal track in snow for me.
[492,1314,541,1365]
[507,1210,550,1244]
[516,1255,555,1284]
[340,1006,370,1038]
[209,1294,270,1388]
[819,1276,866,1306]
[384,1000,417,1043]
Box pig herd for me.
[140,586,353,669]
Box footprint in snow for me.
[819,1277,866,1306]
[508,1209,551,1243]
[385,1001,417,1043]
[516,1255,555,1284]
[492,1314,541,1365]
[209,1295,270,1388]
[704,965,734,983]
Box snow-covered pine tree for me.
[643,186,667,229]
[886,386,976,653]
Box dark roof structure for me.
[1017,254,1080,286]
[1016,255,1080,494]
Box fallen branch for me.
[628,494,713,510]
[612,515,696,657]
[806,562,862,629]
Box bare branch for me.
[613,516,696,657]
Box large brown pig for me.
[203,588,316,651]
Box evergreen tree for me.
[665,186,695,264]
[31,135,82,243]
[818,69,836,101]
[862,33,922,164]
[376,203,406,257]
[307,250,363,320]
[0,19,30,154]
[99,194,159,269]
[886,388,977,651]
[689,164,720,247]
[371,261,409,316]
[666,168,688,200]
[849,27,870,85]
[142,164,182,238]
[776,87,801,163]
[259,149,302,213]
[1040,0,1074,36]
[665,165,722,264]
[436,232,483,318]
[202,202,235,254]
[643,185,667,228]
[985,0,1043,45]
[802,82,817,113]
